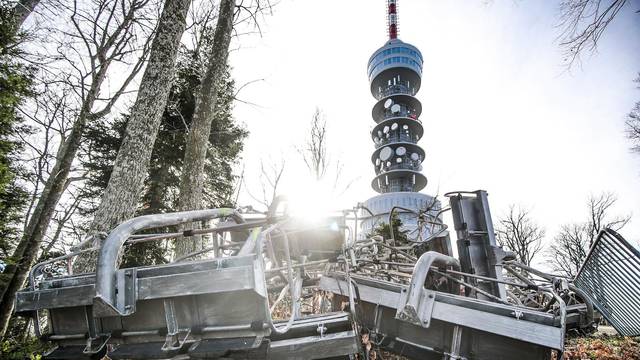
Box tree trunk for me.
[73,0,191,273]
[11,0,40,30]
[174,0,235,257]
[145,163,171,214]
[0,84,100,337]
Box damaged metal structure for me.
[14,0,640,358]
[15,204,358,359]
[320,190,596,360]
[14,190,635,359]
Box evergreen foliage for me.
[369,214,408,244]
[1,333,47,359]
[0,3,32,264]
[81,48,247,267]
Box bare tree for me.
[548,223,590,278]
[547,192,630,277]
[0,0,153,336]
[297,107,356,196]
[245,158,286,211]
[16,87,72,232]
[496,205,545,266]
[175,0,237,257]
[557,3,639,160]
[40,186,84,259]
[73,0,192,273]
[585,192,630,245]
[299,108,328,181]
[627,74,640,154]
[557,0,634,68]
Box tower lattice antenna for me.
[387,0,398,39]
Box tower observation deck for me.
[361,0,438,238]
[368,39,426,193]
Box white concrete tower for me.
[361,0,438,238]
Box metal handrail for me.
[382,108,418,121]
[381,181,415,193]
[382,162,421,172]
[28,217,269,290]
[93,208,245,317]
[265,228,303,334]
[28,246,99,290]
[234,215,306,335]
[375,133,417,148]
[379,85,415,98]
[396,251,461,326]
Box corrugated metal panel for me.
[574,229,640,336]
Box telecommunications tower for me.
[361,0,438,238]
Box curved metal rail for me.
[93,208,245,317]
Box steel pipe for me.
[94,208,244,317]
[28,247,98,289]
[200,323,265,332]
[398,251,460,324]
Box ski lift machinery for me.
[14,190,633,359]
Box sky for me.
[228,0,640,248]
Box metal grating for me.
[574,229,640,336]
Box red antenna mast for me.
[387,0,398,39]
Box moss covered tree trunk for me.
[73,0,192,273]
[174,0,235,257]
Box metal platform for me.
[321,272,562,360]
[14,191,630,359]
[15,208,358,359]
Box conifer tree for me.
[0,3,31,267]
[81,49,247,266]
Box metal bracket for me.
[94,209,244,317]
[119,268,137,314]
[83,305,110,354]
[395,252,459,328]
[488,246,516,266]
[395,287,436,328]
[83,334,110,354]
[95,268,137,317]
[317,322,327,337]
[162,299,190,351]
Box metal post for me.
[446,190,508,301]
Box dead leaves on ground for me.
[557,336,640,360]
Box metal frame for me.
[93,208,245,317]
[396,251,460,327]
[446,190,509,301]
[15,208,359,359]
[574,228,640,336]
[320,273,565,353]
[16,191,627,359]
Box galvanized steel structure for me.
[11,1,639,359]
[574,229,640,336]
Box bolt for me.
[316,324,327,336]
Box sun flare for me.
[284,177,342,221]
